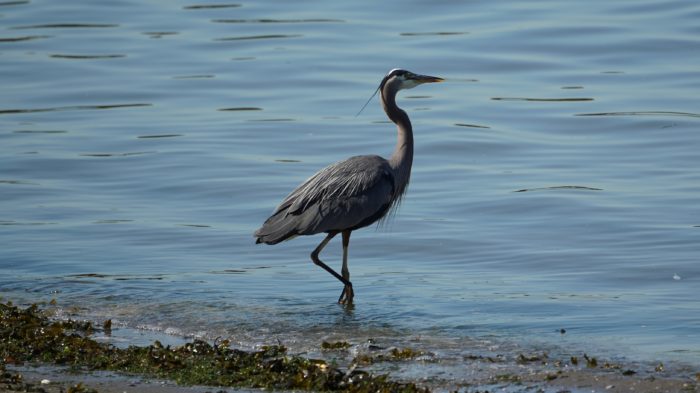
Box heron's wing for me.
[255,155,395,243]
[284,155,392,214]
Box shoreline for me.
[1,301,698,393]
[4,358,698,393]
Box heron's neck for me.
[383,87,413,196]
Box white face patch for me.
[385,70,420,91]
[400,77,420,90]
[378,69,426,97]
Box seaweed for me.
[352,347,426,365]
[321,341,352,350]
[0,302,428,392]
[583,353,598,368]
[516,352,547,364]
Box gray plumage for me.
[255,155,395,244]
[254,69,443,304]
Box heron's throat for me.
[383,86,414,197]
[389,121,413,198]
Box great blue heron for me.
[254,69,444,304]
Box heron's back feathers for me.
[254,155,396,244]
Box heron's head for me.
[356,69,443,116]
[380,68,444,92]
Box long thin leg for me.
[338,230,354,304]
[310,232,352,291]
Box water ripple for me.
[0,179,39,185]
[50,54,126,59]
[514,186,603,193]
[80,151,156,157]
[183,3,241,9]
[0,1,29,6]
[137,134,183,139]
[492,97,594,102]
[0,103,151,115]
[213,18,344,23]
[12,23,119,29]
[172,74,215,79]
[13,130,67,134]
[218,107,262,111]
[142,32,179,39]
[215,34,302,41]
[0,35,51,42]
[400,32,466,36]
[454,123,491,129]
[576,111,700,118]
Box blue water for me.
[1,0,699,382]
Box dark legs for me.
[339,230,354,303]
[310,231,354,304]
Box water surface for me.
[1,0,699,387]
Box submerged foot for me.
[338,283,354,304]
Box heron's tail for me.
[253,210,298,245]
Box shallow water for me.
[1,0,699,381]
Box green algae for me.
[321,341,351,350]
[583,353,598,368]
[352,347,426,366]
[0,302,428,392]
[516,352,547,364]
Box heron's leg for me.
[310,232,352,291]
[338,230,354,304]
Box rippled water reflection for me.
[1,0,699,381]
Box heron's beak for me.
[414,74,444,84]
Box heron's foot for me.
[338,283,354,304]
